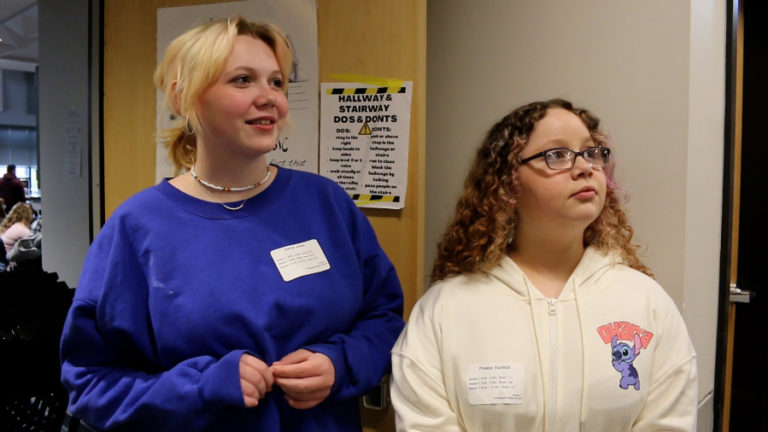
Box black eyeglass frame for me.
[518,146,611,170]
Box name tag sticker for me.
[467,362,524,405]
[270,239,331,282]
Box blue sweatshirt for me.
[60,167,404,431]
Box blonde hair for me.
[431,99,652,282]
[0,202,34,234]
[154,16,294,174]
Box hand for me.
[271,349,336,409]
[239,353,275,407]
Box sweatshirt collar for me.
[485,246,621,299]
[154,164,291,220]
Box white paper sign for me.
[65,107,82,177]
[467,362,524,405]
[270,239,330,282]
[320,81,413,209]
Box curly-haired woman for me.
[391,99,697,431]
[1,202,34,253]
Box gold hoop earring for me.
[185,115,194,135]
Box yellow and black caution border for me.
[351,194,401,206]
[327,86,407,95]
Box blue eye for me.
[232,75,251,85]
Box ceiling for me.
[0,0,38,64]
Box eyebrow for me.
[541,136,595,149]
[224,66,282,77]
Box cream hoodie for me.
[391,247,697,431]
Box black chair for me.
[0,249,9,270]
[0,271,73,432]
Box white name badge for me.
[270,239,331,282]
[467,362,524,405]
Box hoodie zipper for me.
[546,298,558,432]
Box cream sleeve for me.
[390,290,465,432]
[632,291,698,432]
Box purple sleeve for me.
[60,219,245,431]
[304,192,405,398]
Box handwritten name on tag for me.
[467,362,524,405]
[270,239,330,282]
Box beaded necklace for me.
[190,165,271,192]
[189,165,271,211]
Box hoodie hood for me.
[484,246,623,300]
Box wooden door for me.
[719,1,768,430]
[725,1,768,430]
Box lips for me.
[571,185,596,198]
[245,117,275,125]
[245,116,278,133]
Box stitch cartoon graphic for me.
[611,332,642,390]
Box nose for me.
[571,153,593,177]
[255,91,276,108]
[254,81,277,108]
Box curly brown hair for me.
[431,98,652,282]
[0,202,34,234]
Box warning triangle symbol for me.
[359,122,372,135]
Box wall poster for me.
[320,80,413,209]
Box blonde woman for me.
[60,16,403,431]
[391,99,697,431]
[1,202,34,253]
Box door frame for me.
[714,0,741,430]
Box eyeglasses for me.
[518,146,611,170]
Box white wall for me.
[38,0,94,287]
[685,2,725,429]
[426,0,724,428]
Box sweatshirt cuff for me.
[199,349,248,407]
